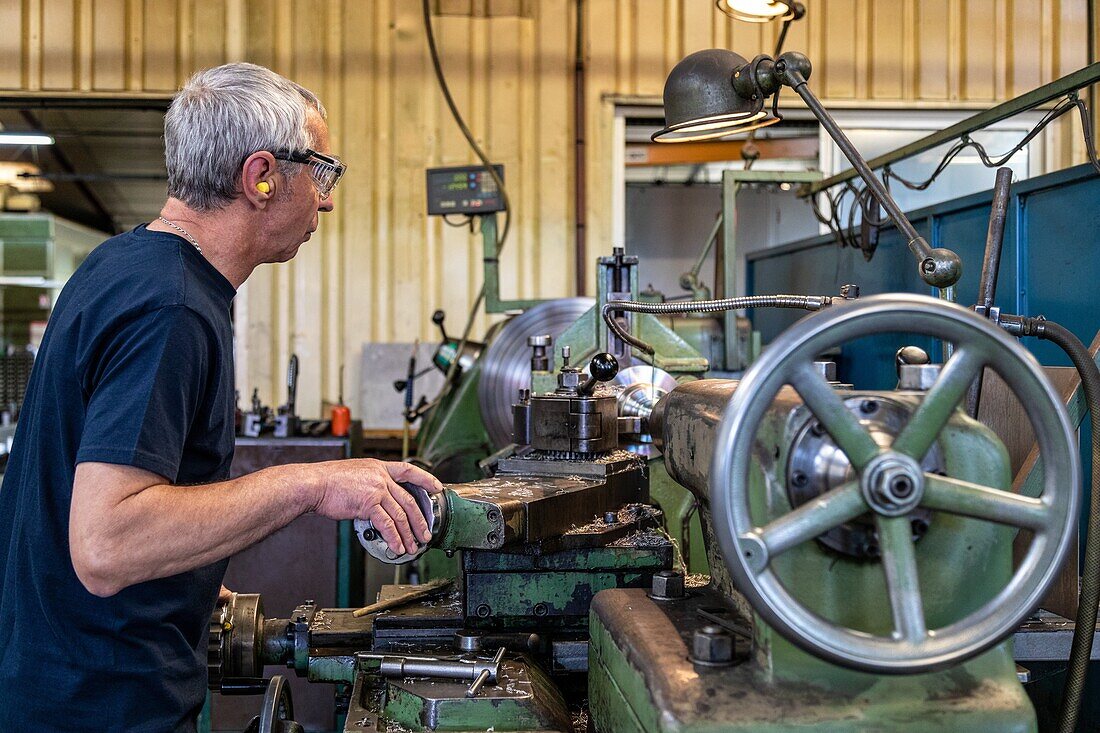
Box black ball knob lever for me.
[432,310,449,341]
[589,352,619,381]
[578,352,619,396]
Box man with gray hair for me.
[0,63,439,731]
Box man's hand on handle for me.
[310,459,444,556]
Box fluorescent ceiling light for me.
[0,133,54,146]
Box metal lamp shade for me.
[652,49,779,143]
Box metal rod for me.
[966,167,1014,417]
[689,214,723,281]
[466,668,491,697]
[785,77,927,258]
[803,62,1100,196]
[978,168,1013,311]
[574,0,587,295]
[781,68,960,288]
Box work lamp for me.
[653,50,962,289]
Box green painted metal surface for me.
[380,660,570,732]
[589,605,1033,733]
[466,546,667,572]
[308,655,357,684]
[197,692,211,733]
[415,362,493,483]
[436,490,500,550]
[481,214,549,314]
[587,398,1035,731]
[466,570,644,619]
[648,458,708,573]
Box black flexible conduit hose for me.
[601,295,836,355]
[1000,315,1100,733]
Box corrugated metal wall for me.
[1,0,1096,415]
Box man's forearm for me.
[71,462,321,597]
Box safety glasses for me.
[273,148,347,199]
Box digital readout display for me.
[426,165,505,215]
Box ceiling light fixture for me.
[0,132,55,146]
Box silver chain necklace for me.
[157,216,203,255]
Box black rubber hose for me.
[420,0,510,412]
[1002,316,1100,733]
[1041,321,1100,733]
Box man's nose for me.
[318,195,335,213]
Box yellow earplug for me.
[256,181,271,194]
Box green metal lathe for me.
[210,292,1078,733]
[409,213,712,574]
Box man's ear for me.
[242,152,278,209]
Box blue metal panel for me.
[748,163,1100,385]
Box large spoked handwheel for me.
[250,675,302,733]
[711,293,1079,674]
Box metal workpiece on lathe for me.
[478,298,595,449]
[360,646,507,697]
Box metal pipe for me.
[999,315,1100,733]
[688,214,723,283]
[803,62,1100,197]
[601,294,834,356]
[574,0,587,295]
[977,168,1012,310]
[967,167,1013,416]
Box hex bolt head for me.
[650,570,685,600]
[692,625,734,666]
[911,517,930,537]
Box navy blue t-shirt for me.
[0,225,237,731]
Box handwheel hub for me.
[862,453,925,516]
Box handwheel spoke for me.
[922,473,1051,530]
[790,363,880,471]
[893,347,985,461]
[751,482,867,565]
[876,515,927,643]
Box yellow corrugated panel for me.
[2,0,1094,412]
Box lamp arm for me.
[777,60,962,289]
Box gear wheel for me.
[208,602,230,690]
[207,593,266,690]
